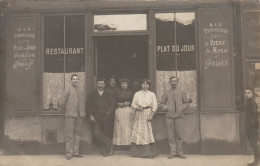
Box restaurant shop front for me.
[0,0,259,155]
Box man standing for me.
[59,74,85,160]
[160,76,189,159]
[87,78,114,157]
[245,88,259,166]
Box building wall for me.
[153,113,200,154]
[3,115,92,154]
[2,0,255,155]
[200,113,241,154]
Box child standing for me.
[245,88,259,166]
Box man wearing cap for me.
[58,74,85,160]
[160,76,189,159]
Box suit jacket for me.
[58,84,86,118]
[245,98,259,129]
[161,88,188,119]
[86,89,114,121]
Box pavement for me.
[0,152,256,166]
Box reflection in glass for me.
[94,14,147,31]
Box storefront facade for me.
[0,0,259,155]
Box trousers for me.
[92,120,113,153]
[66,114,83,156]
[166,117,183,155]
[247,125,259,162]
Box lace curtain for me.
[43,72,85,110]
[156,70,198,109]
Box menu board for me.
[199,9,234,110]
[12,19,36,70]
[244,11,260,57]
[7,16,40,111]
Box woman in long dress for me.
[130,79,157,159]
[113,78,135,146]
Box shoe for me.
[66,155,72,160]
[106,145,114,156]
[107,149,113,156]
[101,152,108,157]
[149,155,155,159]
[168,154,175,159]
[175,154,186,159]
[73,154,83,157]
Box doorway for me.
[94,35,148,83]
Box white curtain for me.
[156,70,198,109]
[43,72,85,110]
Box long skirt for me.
[130,108,156,157]
[130,108,155,144]
[130,143,156,157]
[113,107,135,145]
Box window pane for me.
[43,15,85,111]
[65,15,85,73]
[155,13,176,71]
[156,12,197,110]
[246,62,260,111]
[176,13,196,70]
[44,16,65,110]
[44,16,64,72]
[94,14,147,31]
[175,12,197,109]
[65,15,85,61]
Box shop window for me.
[43,15,85,111]
[156,12,197,110]
[246,62,260,111]
[94,14,147,31]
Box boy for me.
[245,88,259,166]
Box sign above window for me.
[94,14,147,32]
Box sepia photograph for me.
[0,0,259,165]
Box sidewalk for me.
[0,152,254,166]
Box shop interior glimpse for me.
[96,36,148,82]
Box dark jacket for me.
[115,89,134,104]
[106,86,119,110]
[245,98,259,129]
[86,89,114,121]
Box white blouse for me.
[131,90,158,112]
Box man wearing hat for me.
[160,76,189,159]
